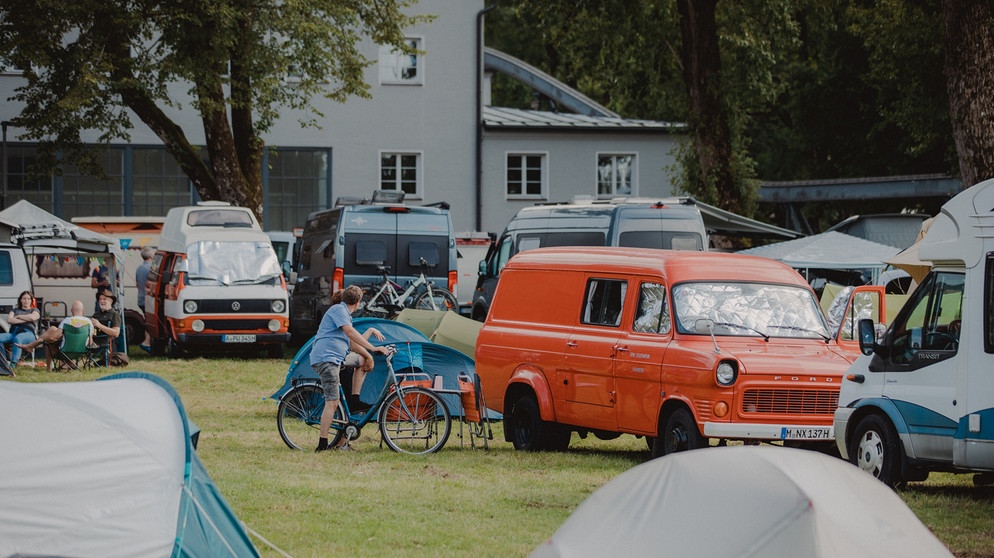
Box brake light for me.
[384,206,410,213]
[448,270,458,297]
[332,267,344,292]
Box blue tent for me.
[0,372,260,557]
[271,318,499,419]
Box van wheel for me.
[654,408,705,457]
[507,394,568,451]
[150,338,166,357]
[849,414,903,487]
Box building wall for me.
[479,130,683,234]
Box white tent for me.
[738,231,900,283]
[531,445,952,558]
[0,373,260,557]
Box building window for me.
[379,38,422,85]
[3,146,50,208]
[132,147,195,216]
[60,148,124,220]
[597,153,636,197]
[506,153,546,198]
[380,152,421,197]
[267,148,330,230]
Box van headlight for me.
[268,319,281,332]
[191,320,205,333]
[184,300,198,314]
[271,299,286,313]
[716,361,738,386]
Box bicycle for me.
[357,257,459,318]
[276,344,453,454]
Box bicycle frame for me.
[363,262,443,314]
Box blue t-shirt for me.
[135,260,152,308]
[310,302,352,366]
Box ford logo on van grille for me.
[231,301,241,311]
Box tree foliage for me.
[0,0,427,218]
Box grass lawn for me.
[7,352,994,557]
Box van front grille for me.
[741,389,838,416]
[196,299,274,313]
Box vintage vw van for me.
[145,202,289,357]
[476,247,854,455]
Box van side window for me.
[355,241,387,266]
[494,237,514,275]
[634,282,670,334]
[582,278,627,327]
[986,254,994,354]
[148,253,164,284]
[0,251,12,285]
[889,272,964,365]
[409,242,439,267]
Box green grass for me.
[7,353,994,557]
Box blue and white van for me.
[835,178,994,486]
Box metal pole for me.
[1,121,8,211]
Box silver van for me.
[471,197,708,321]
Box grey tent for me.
[737,231,899,283]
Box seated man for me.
[17,300,92,369]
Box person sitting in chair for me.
[0,290,41,367]
[90,288,121,349]
[17,299,95,369]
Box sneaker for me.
[347,395,372,414]
[139,344,152,354]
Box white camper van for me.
[834,178,994,486]
[145,202,290,357]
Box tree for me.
[0,0,426,219]
[939,0,994,188]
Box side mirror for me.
[176,260,189,273]
[478,259,488,276]
[857,318,877,356]
[281,261,292,279]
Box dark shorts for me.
[313,353,362,401]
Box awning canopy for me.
[695,201,803,240]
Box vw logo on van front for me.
[231,301,241,311]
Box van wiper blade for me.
[766,324,831,342]
[187,275,222,284]
[711,321,770,342]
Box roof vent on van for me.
[334,196,366,207]
[372,190,406,204]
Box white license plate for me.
[781,427,831,440]
[223,334,256,343]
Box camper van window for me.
[355,241,387,266]
[619,231,703,251]
[187,209,254,227]
[634,282,670,334]
[408,242,439,267]
[889,272,964,365]
[0,251,11,285]
[582,278,627,327]
[186,241,281,285]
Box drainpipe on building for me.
[476,1,498,233]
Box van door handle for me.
[566,341,578,347]
[612,344,629,356]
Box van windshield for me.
[672,282,829,339]
[186,241,282,286]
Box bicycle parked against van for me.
[277,344,452,454]
[358,258,458,318]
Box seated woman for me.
[0,290,40,366]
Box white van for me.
[835,179,994,486]
[145,202,290,357]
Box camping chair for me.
[457,373,493,449]
[51,324,109,371]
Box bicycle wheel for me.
[413,287,459,312]
[277,384,345,450]
[378,387,452,454]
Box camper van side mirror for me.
[281,261,291,279]
[858,319,877,356]
[478,259,488,276]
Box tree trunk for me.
[676,0,741,214]
[940,1,994,189]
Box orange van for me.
[475,247,855,456]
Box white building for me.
[0,0,683,236]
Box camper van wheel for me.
[507,393,569,451]
[150,338,166,357]
[849,414,902,487]
[656,408,705,457]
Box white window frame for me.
[379,150,423,199]
[505,151,548,200]
[0,56,25,75]
[378,37,424,86]
[596,152,638,198]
